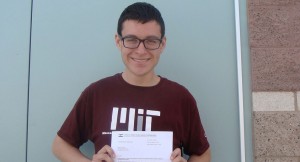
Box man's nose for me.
[136,41,147,53]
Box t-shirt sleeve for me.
[57,86,92,148]
[183,91,210,156]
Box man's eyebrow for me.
[122,35,161,39]
[145,36,161,39]
[122,34,137,38]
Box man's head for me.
[115,2,166,81]
[117,2,165,38]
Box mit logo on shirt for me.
[110,107,160,131]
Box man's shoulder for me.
[95,73,120,84]
[161,76,185,88]
[86,73,121,91]
[160,76,190,93]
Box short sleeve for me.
[57,86,92,148]
[183,92,210,155]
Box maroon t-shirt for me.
[58,73,209,155]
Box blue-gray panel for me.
[0,0,31,161]
[157,1,240,161]
[28,1,252,162]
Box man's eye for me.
[146,39,159,44]
[125,38,138,43]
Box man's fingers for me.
[92,153,113,162]
[170,148,181,160]
[96,145,115,158]
[92,145,115,162]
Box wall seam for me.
[296,91,299,111]
[25,0,34,162]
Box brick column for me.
[248,0,300,162]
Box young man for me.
[52,2,211,162]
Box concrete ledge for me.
[253,92,295,111]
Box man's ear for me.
[160,36,167,50]
[115,34,122,49]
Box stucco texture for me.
[248,3,300,91]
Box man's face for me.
[115,20,166,78]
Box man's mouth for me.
[131,58,150,62]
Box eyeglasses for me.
[120,36,162,50]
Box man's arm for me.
[188,148,211,162]
[52,135,91,162]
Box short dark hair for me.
[117,2,165,38]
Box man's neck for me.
[121,71,160,87]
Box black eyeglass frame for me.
[119,35,163,50]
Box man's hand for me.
[92,145,115,162]
[170,148,187,162]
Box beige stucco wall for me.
[248,0,300,161]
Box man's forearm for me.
[52,135,91,162]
